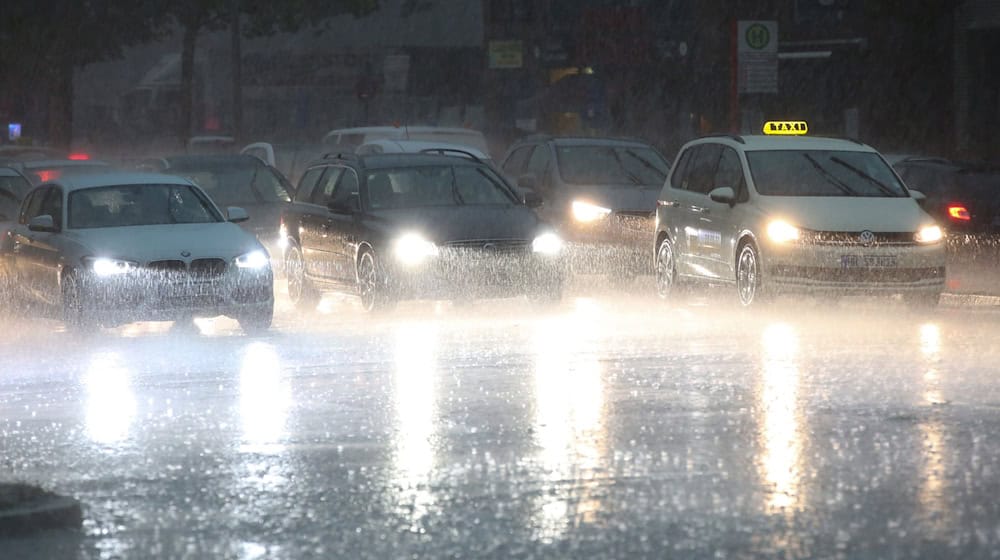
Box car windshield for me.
[68,184,222,228]
[556,145,671,186]
[167,160,293,206]
[366,165,517,209]
[747,150,909,197]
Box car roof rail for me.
[703,133,745,144]
[898,156,951,165]
[418,148,482,163]
[322,152,360,161]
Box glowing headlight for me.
[235,250,270,269]
[394,233,439,266]
[89,258,134,276]
[914,224,943,244]
[766,220,800,243]
[572,200,612,223]
[532,232,563,255]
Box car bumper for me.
[764,241,946,293]
[78,269,273,321]
[388,252,566,300]
[560,214,655,275]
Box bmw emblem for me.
[858,231,875,246]
[181,250,192,258]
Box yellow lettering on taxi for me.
[762,121,809,135]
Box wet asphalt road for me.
[3,286,1000,559]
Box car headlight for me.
[766,220,800,243]
[572,200,612,222]
[235,250,271,269]
[394,233,439,266]
[87,257,136,276]
[532,232,563,255]
[914,224,943,244]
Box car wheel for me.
[357,250,395,312]
[285,244,317,311]
[903,291,941,309]
[655,237,677,300]
[239,302,274,334]
[736,242,765,307]
[61,271,95,331]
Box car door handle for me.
[689,205,709,214]
[657,200,679,208]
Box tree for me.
[164,0,378,145]
[0,0,164,148]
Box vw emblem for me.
[181,250,192,258]
[858,231,875,246]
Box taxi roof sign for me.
[763,121,808,135]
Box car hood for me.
[565,185,660,213]
[755,196,933,232]
[368,205,544,243]
[65,222,262,262]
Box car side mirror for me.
[28,214,57,232]
[708,186,736,205]
[227,206,250,223]
[522,189,543,208]
[328,194,360,214]
[517,174,537,191]
[909,189,927,203]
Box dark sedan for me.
[893,157,1000,234]
[279,153,566,311]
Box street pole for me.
[231,0,243,144]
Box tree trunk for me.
[48,59,74,150]
[179,21,199,147]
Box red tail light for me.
[947,205,971,221]
[67,153,90,161]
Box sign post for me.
[732,20,778,133]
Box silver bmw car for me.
[0,172,274,332]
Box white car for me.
[0,173,274,331]
[654,123,946,307]
[321,126,489,154]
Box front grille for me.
[773,265,945,284]
[443,239,531,255]
[190,258,227,278]
[148,260,186,272]
[802,231,916,246]
[615,211,654,233]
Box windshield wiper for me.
[621,149,667,185]
[802,154,858,196]
[829,156,900,197]
[610,150,643,185]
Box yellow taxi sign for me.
[762,121,808,135]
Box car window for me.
[670,148,694,190]
[295,167,325,203]
[526,145,551,176]
[332,169,359,206]
[747,150,909,197]
[39,186,63,229]
[19,187,47,225]
[683,144,722,195]
[310,167,344,206]
[502,146,533,176]
[897,164,946,196]
[556,145,671,186]
[68,184,222,228]
[252,165,293,203]
[453,166,518,205]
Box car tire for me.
[285,244,318,311]
[736,241,767,307]
[903,291,941,309]
[655,237,677,300]
[357,250,395,312]
[61,271,95,331]
[238,302,274,334]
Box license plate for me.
[841,255,897,268]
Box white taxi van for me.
[653,121,946,306]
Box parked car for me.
[240,142,328,187]
[0,172,273,331]
[279,153,565,311]
[151,155,294,261]
[0,167,32,223]
[321,126,490,154]
[892,157,1000,234]
[355,138,495,167]
[500,135,672,280]
[654,125,946,307]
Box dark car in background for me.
[149,154,294,261]
[9,159,113,186]
[280,153,565,312]
[893,157,1000,234]
[500,135,671,281]
[0,167,32,223]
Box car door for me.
[703,146,748,279]
[670,144,723,278]
[659,147,694,273]
[299,166,343,279]
[322,168,364,285]
[10,188,45,299]
[16,186,64,304]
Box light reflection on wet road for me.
[3,293,1000,558]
